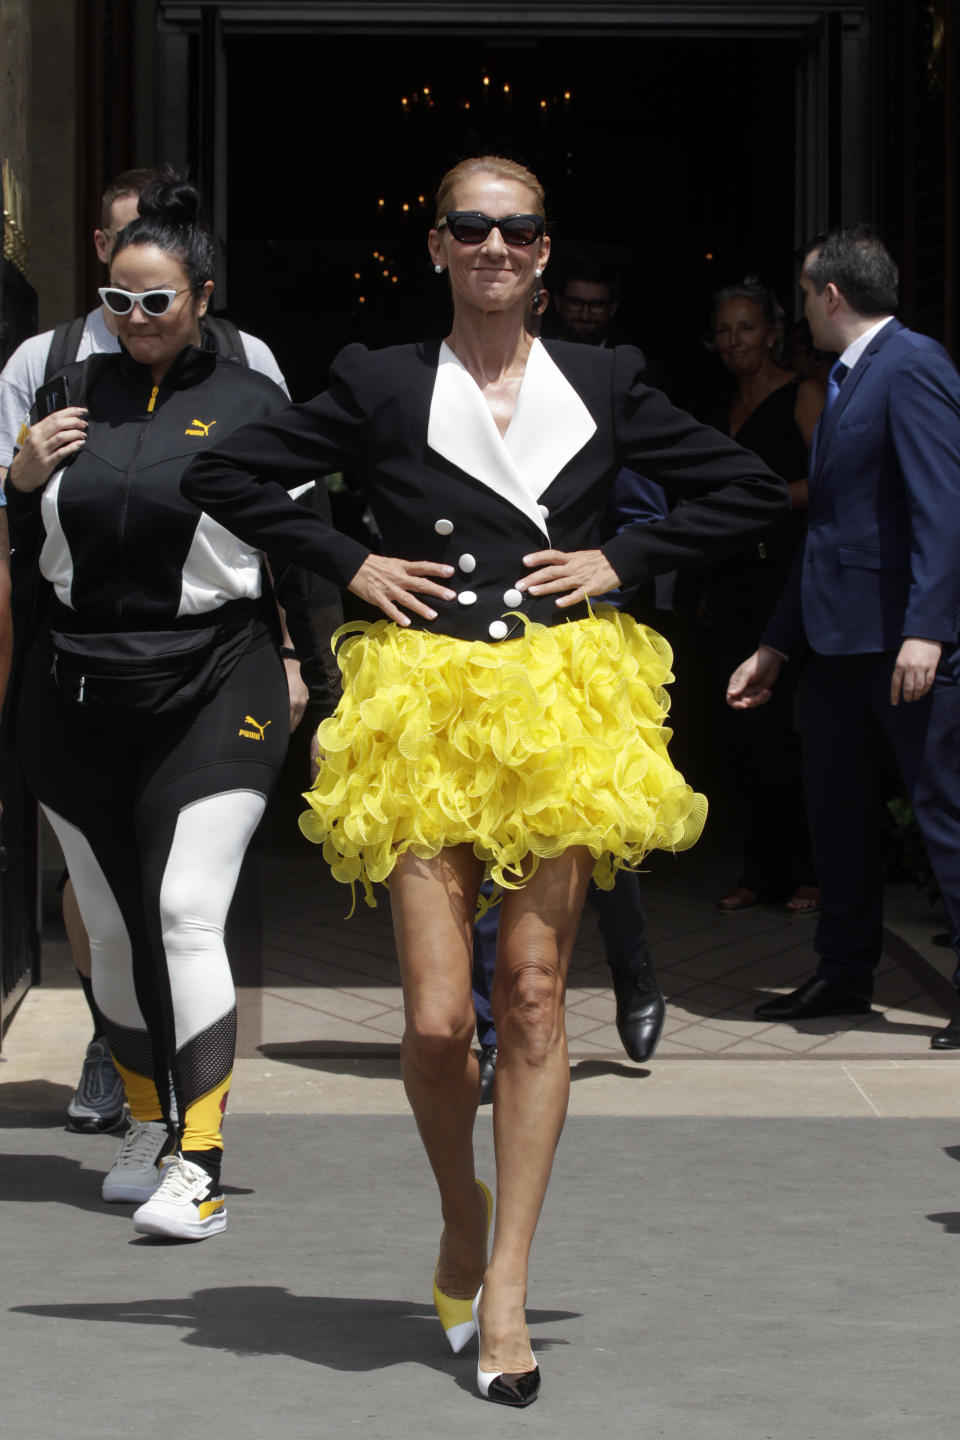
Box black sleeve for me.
[270,482,344,713]
[601,347,790,585]
[181,343,374,588]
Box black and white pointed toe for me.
[472,1288,540,1407]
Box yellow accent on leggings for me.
[112,1058,163,1122]
[182,1071,232,1154]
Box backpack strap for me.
[202,315,248,367]
[43,315,86,383]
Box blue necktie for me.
[809,360,849,476]
[824,359,849,417]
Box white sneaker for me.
[101,1118,172,1203]
[67,1038,125,1133]
[132,1155,227,1241]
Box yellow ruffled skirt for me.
[300,609,707,906]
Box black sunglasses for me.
[439,212,545,246]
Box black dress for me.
[705,378,815,899]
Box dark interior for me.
[225,32,797,413]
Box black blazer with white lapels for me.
[181,338,789,644]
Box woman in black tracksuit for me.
[6,178,307,1240]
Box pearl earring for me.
[434,264,444,274]
[534,268,542,277]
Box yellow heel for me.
[433,1179,493,1353]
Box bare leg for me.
[390,846,489,1299]
[481,847,594,1374]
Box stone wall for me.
[0,0,30,270]
[29,0,79,328]
[0,0,80,330]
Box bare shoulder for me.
[794,376,825,418]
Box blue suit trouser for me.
[802,650,960,989]
[471,869,651,1048]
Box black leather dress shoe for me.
[612,967,665,1062]
[754,976,872,1020]
[478,1045,497,1104]
[930,1003,960,1049]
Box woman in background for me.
[703,278,824,914]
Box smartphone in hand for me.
[35,375,71,417]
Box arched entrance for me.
[154,1,877,397]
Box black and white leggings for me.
[19,634,289,1164]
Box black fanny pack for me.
[49,616,255,731]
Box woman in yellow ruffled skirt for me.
[301,608,707,905]
[182,155,788,1406]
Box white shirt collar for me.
[839,315,895,372]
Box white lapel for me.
[505,339,597,498]
[427,339,596,537]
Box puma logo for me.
[185,418,217,437]
[238,715,272,741]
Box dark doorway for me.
[224,32,797,412]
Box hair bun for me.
[110,163,214,288]
[137,169,203,230]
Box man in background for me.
[729,226,960,1047]
[552,256,621,347]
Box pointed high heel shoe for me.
[433,1179,493,1353]
[472,1287,541,1407]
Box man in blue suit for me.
[727,226,960,1044]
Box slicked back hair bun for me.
[111,167,215,289]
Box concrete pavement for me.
[2,1114,960,1439]
[2,841,960,1437]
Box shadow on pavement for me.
[11,1287,578,1376]
[722,1005,942,1040]
[570,1059,650,1081]
[258,1044,402,1073]
[0,1151,255,1211]
[257,1048,656,1083]
[0,1080,77,1126]
[926,1212,960,1234]
[0,1153,126,1214]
